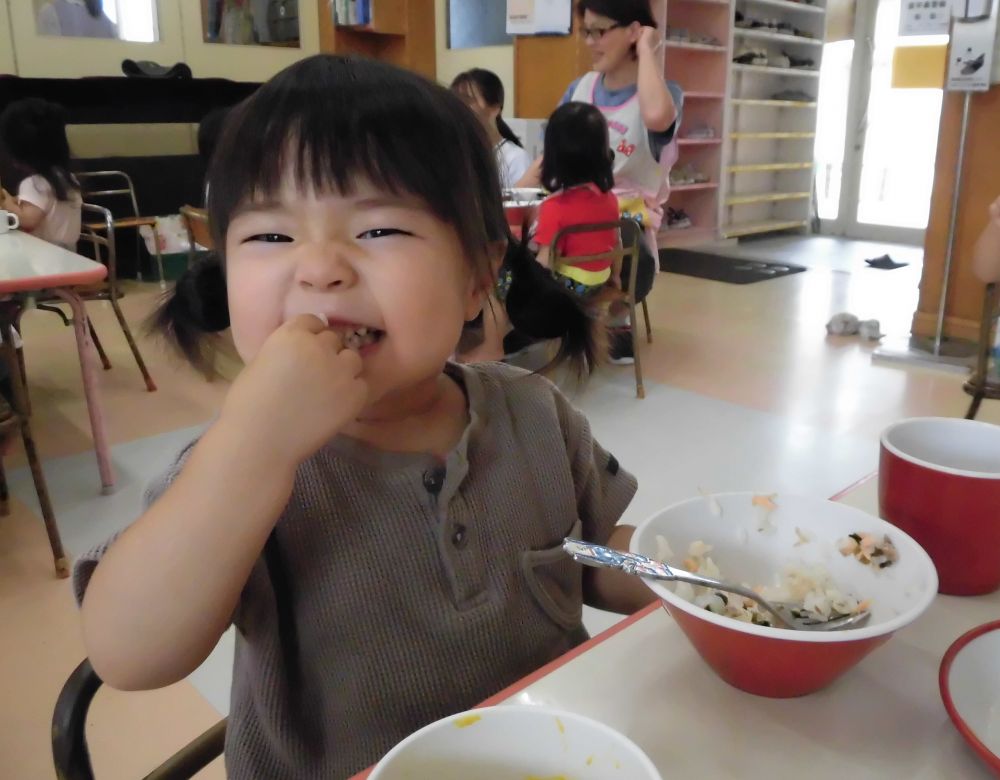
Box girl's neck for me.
[342,371,469,456]
[486,122,503,147]
[602,59,639,92]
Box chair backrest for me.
[180,205,214,252]
[549,218,641,298]
[76,170,141,219]
[79,203,117,288]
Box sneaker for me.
[608,328,635,365]
[666,207,693,230]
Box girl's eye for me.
[244,233,293,243]
[357,228,411,240]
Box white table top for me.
[0,230,106,293]
[491,477,996,778]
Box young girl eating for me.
[75,55,652,779]
[0,98,82,250]
[534,101,621,297]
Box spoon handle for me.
[563,538,752,594]
[563,538,678,580]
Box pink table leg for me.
[52,288,116,494]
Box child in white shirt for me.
[0,98,82,250]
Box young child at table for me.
[74,55,653,780]
[0,98,82,250]
[534,102,621,297]
[451,68,538,190]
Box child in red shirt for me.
[533,102,621,296]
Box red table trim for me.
[938,620,1000,773]
[0,266,107,295]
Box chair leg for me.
[966,393,984,420]
[15,346,30,416]
[641,299,652,344]
[150,225,167,290]
[88,321,112,371]
[22,420,69,577]
[0,457,9,517]
[1,320,68,577]
[110,299,157,392]
[629,298,645,399]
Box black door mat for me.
[658,249,806,284]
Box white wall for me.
[0,1,16,74]
[434,0,515,110]
[179,0,319,81]
[3,0,320,80]
[8,0,186,78]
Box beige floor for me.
[3,250,998,779]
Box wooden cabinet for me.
[513,12,591,120]
[318,0,436,79]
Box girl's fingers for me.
[286,313,331,334]
[316,328,346,353]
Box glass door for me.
[816,0,946,244]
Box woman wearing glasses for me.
[561,0,682,363]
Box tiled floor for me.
[3,236,997,779]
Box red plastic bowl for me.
[939,620,1000,773]
[631,492,938,698]
[880,418,1000,596]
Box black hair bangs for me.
[207,55,508,280]
[576,0,657,27]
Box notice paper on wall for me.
[506,0,572,35]
[948,0,1000,90]
[900,1,953,36]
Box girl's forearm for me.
[3,197,43,231]
[81,418,298,690]
[583,525,657,614]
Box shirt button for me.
[422,467,445,495]
[451,524,468,548]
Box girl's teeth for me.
[342,327,379,351]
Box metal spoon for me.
[563,538,871,632]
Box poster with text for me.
[506,0,571,35]
[948,0,1000,90]
[900,1,952,36]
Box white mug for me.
[0,210,19,234]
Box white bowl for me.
[940,621,1000,773]
[368,705,661,780]
[630,492,938,696]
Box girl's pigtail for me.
[496,116,523,148]
[503,237,603,376]
[147,254,230,373]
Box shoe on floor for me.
[608,328,635,365]
[865,254,908,270]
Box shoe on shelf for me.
[666,207,693,230]
[782,50,815,69]
[683,124,717,139]
[734,48,768,66]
